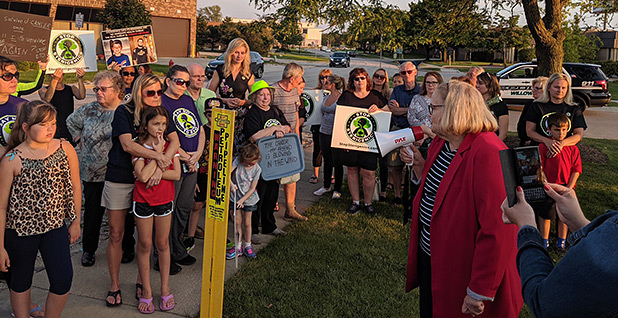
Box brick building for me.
[0,0,196,57]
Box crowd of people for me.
[0,34,613,318]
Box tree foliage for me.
[199,5,222,22]
[264,9,304,49]
[481,16,532,65]
[563,22,601,63]
[239,21,275,55]
[346,4,408,52]
[97,0,151,29]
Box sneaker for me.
[154,260,182,275]
[313,187,331,196]
[268,228,287,236]
[225,248,236,259]
[184,237,195,252]
[251,234,262,245]
[309,175,318,184]
[331,191,342,199]
[347,203,361,215]
[244,246,256,258]
[236,248,243,257]
[226,240,235,249]
[175,254,196,265]
[365,204,376,215]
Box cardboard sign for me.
[331,105,391,153]
[101,25,157,68]
[302,89,329,126]
[257,133,305,181]
[0,9,52,61]
[47,30,97,73]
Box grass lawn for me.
[607,80,618,105]
[271,53,329,62]
[223,136,617,318]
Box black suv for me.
[496,62,611,111]
[329,52,350,68]
[205,51,265,79]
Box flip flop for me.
[30,305,45,318]
[160,293,175,311]
[135,283,143,300]
[138,297,155,314]
[106,290,122,307]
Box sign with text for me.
[257,133,305,181]
[331,105,391,153]
[0,9,52,61]
[101,25,157,68]
[302,89,329,126]
[47,30,97,73]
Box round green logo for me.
[51,33,84,66]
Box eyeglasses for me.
[93,86,114,93]
[1,72,19,81]
[122,71,136,77]
[171,78,189,87]
[400,70,415,76]
[373,74,386,80]
[354,76,367,82]
[145,89,163,97]
[428,104,444,114]
[532,86,544,91]
[319,75,329,80]
[425,81,439,85]
[191,75,206,79]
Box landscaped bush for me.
[518,48,535,62]
[600,60,618,78]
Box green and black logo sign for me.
[345,111,377,143]
[51,33,84,65]
[300,92,314,118]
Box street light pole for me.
[379,33,383,68]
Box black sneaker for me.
[365,204,376,215]
[347,203,361,215]
[81,251,95,267]
[175,254,197,265]
[184,236,195,252]
[121,249,134,264]
[154,260,182,275]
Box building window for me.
[0,1,50,15]
[55,6,73,20]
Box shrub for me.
[518,48,535,62]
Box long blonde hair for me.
[223,38,252,80]
[372,68,390,100]
[434,81,497,136]
[7,101,57,151]
[131,73,162,127]
[535,73,575,105]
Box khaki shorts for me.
[101,181,135,210]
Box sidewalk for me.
[0,141,321,317]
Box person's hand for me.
[230,182,238,192]
[147,168,163,189]
[400,145,414,164]
[153,133,165,153]
[501,186,537,228]
[52,68,63,82]
[544,183,589,232]
[227,98,242,108]
[461,295,484,317]
[156,154,171,170]
[108,62,121,72]
[0,247,9,272]
[548,140,564,158]
[275,130,284,138]
[68,221,81,244]
[388,99,399,109]
[236,199,245,209]
[37,55,49,71]
[76,68,85,79]
[368,104,380,113]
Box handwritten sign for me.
[331,105,391,153]
[101,25,157,68]
[47,30,97,73]
[0,9,52,61]
[257,133,305,181]
[302,89,329,126]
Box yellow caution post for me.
[201,108,235,318]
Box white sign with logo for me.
[301,89,329,126]
[331,105,391,153]
[47,30,97,73]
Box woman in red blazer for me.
[401,81,523,318]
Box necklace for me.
[25,142,50,159]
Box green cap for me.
[248,80,275,99]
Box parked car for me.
[497,62,611,111]
[329,52,350,68]
[347,51,357,57]
[205,51,265,79]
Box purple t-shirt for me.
[161,94,202,152]
[0,95,27,147]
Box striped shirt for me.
[419,142,457,256]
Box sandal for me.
[30,304,45,318]
[160,293,175,311]
[135,283,143,301]
[309,175,318,183]
[138,297,155,314]
[106,290,122,307]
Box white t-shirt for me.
[230,157,261,206]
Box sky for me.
[199,0,618,30]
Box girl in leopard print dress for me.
[0,100,81,318]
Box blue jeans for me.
[516,210,618,318]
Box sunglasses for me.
[428,103,444,114]
[93,86,114,93]
[145,89,163,97]
[400,70,415,76]
[373,74,386,80]
[533,86,544,91]
[1,72,20,81]
[171,78,189,87]
[319,75,329,80]
[122,71,136,77]
[354,76,367,82]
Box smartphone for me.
[500,146,549,207]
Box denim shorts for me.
[230,203,258,212]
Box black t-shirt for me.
[214,64,252,99]
[105,102,174,183]
[243,105,289,140]
[517,100,534,146]
[132,47,148,64]
[525,101,587,144]
[489,100,509,136]
[49,85,75,140]
[337,90,387,109]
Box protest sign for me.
[0,9,52,62]
[331,105,391,153]
[257,133,305,181]
[47,30,97,73]
[101,25,157,68]
[301,89,329,126]
[201,108,235,318]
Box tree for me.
[97,0,151,29]
[218,18,243,47]
[265,9,303,50]
[482,16,532,66]
[563,22,601,63]
[239,21,275,55]
[521,0,567,76]
[200,5,222,22]
[346,4,408,54]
